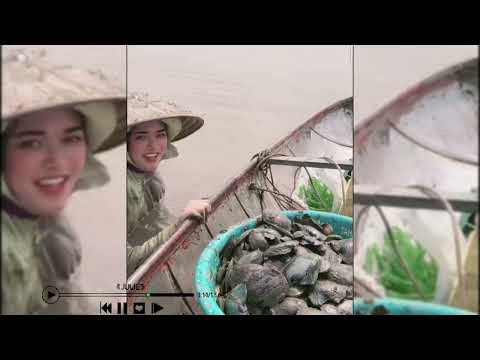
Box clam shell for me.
[346,286,354,300]
[323,247,343,265]
[303,235,323,246]
[340,239,353,265]
[287,285,307,298]
[221,235,240,260]
[296,307,330,315]
[264,241,297,258]
[303,225,323,239]
[270,297,308,315]
[284,254,327,286]
[216,262,228,284]
[261,228,282,241]
[338,300,353,315]
[321,223,334,236]
[223,259,237,292]
[233,244,246,261]
[248,230,269,251]
[327,263,353,286]
[237,249,264,266]
[263,210,292,232]
[309,280,348,306]
[321,304,340,315]
[228,264,289,308]
[295,246,316,257]
[227,263,262,290]
[225,283,249,315]
[245,266,289,308]
[296,215,324,233]
[293,231,305,239]
[247,305,264,315]
[263,259,286,272]
[310,242,327,256]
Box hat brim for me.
[93,100,127,153]
[168,115,204,142]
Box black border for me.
[1,7,480,45]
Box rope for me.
[408,185,467,307]
[251,150,307,214]
[354,198,427,300]
[388,120,478,167]
[310,127,353,148]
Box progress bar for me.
[42,286,194,305]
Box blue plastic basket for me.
[354,297,476,315]
[194,210,352,315]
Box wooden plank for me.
[165,226,213,315]
[144,267,191,315]
[127,219,199,313]
[354,185,478,212]
[268,156,353,170]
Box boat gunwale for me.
[127,96,353,291]
[354,57,478,150]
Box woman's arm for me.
[127,222,178,277]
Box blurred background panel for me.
[354,45,477,125]
[3,45,127,308]
[353,45,478,314]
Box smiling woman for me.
[128,120,169,173]
[126,92,213,314]
[4,110,88,217]
[1,48,126,315]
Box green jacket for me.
[126,165,178,277]
[2,209,45,314]
[1,203,87,314]
[1,156,109,315]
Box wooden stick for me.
[267,156,353,170]
[354,185,478,212]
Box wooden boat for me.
[353,58,478,311]
[127,97,353,314]
[355,57,478,192]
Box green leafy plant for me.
[365,226,438,301]
[298,177,334,212]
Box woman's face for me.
[4,109,88,217]
[128,120,168,173]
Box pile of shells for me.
[215,210,353,315]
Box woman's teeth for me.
[144,153,158,159]
[37,177,66,186]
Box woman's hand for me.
[179,199,211,223]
